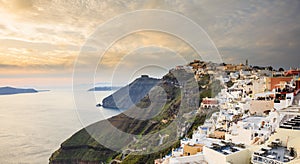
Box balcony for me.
[251,139,296,164]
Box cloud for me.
[0,38,79,51]
[0,0,34,11]
[0,63,21,68]
[184,0,300,69]
[11,0,34,10]
[0,0,299,86]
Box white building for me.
[225,112,280,146]
[203,142,251,164]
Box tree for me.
[290,147,295,157]
[267,66,273,71]
[279,68,284,72]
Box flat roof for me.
[243,116,264,124]
[253,141,296,163]
[209,141,245,155]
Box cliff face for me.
[49,70,216,164]
[102,75,160,109]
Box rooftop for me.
[252,139,296,163]
[243,116,264,125]
[208,140,245,155]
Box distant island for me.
[88,86,121,91]
[0,86,38,95]
[37,90,50,92]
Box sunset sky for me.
[0,0,299,89]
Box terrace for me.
[279,115,300,130]
[252,139,296,164]
[208,140,245,155]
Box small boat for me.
[96,103,102,107]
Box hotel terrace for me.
[252,139,296,164]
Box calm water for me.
[0,90,121,164]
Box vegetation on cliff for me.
[50,69,221,164]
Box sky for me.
[0,0,299,89]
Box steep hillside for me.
[50,70,218,164]
[102,75,160,109]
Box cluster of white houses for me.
[155,61,300,164]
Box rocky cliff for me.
[49,70,218,164]
[101,75,160,109]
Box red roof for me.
[284,70,300,76]
[202,99,218,104]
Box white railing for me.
[251,155,283,164]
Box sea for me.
[0,90,122,164]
